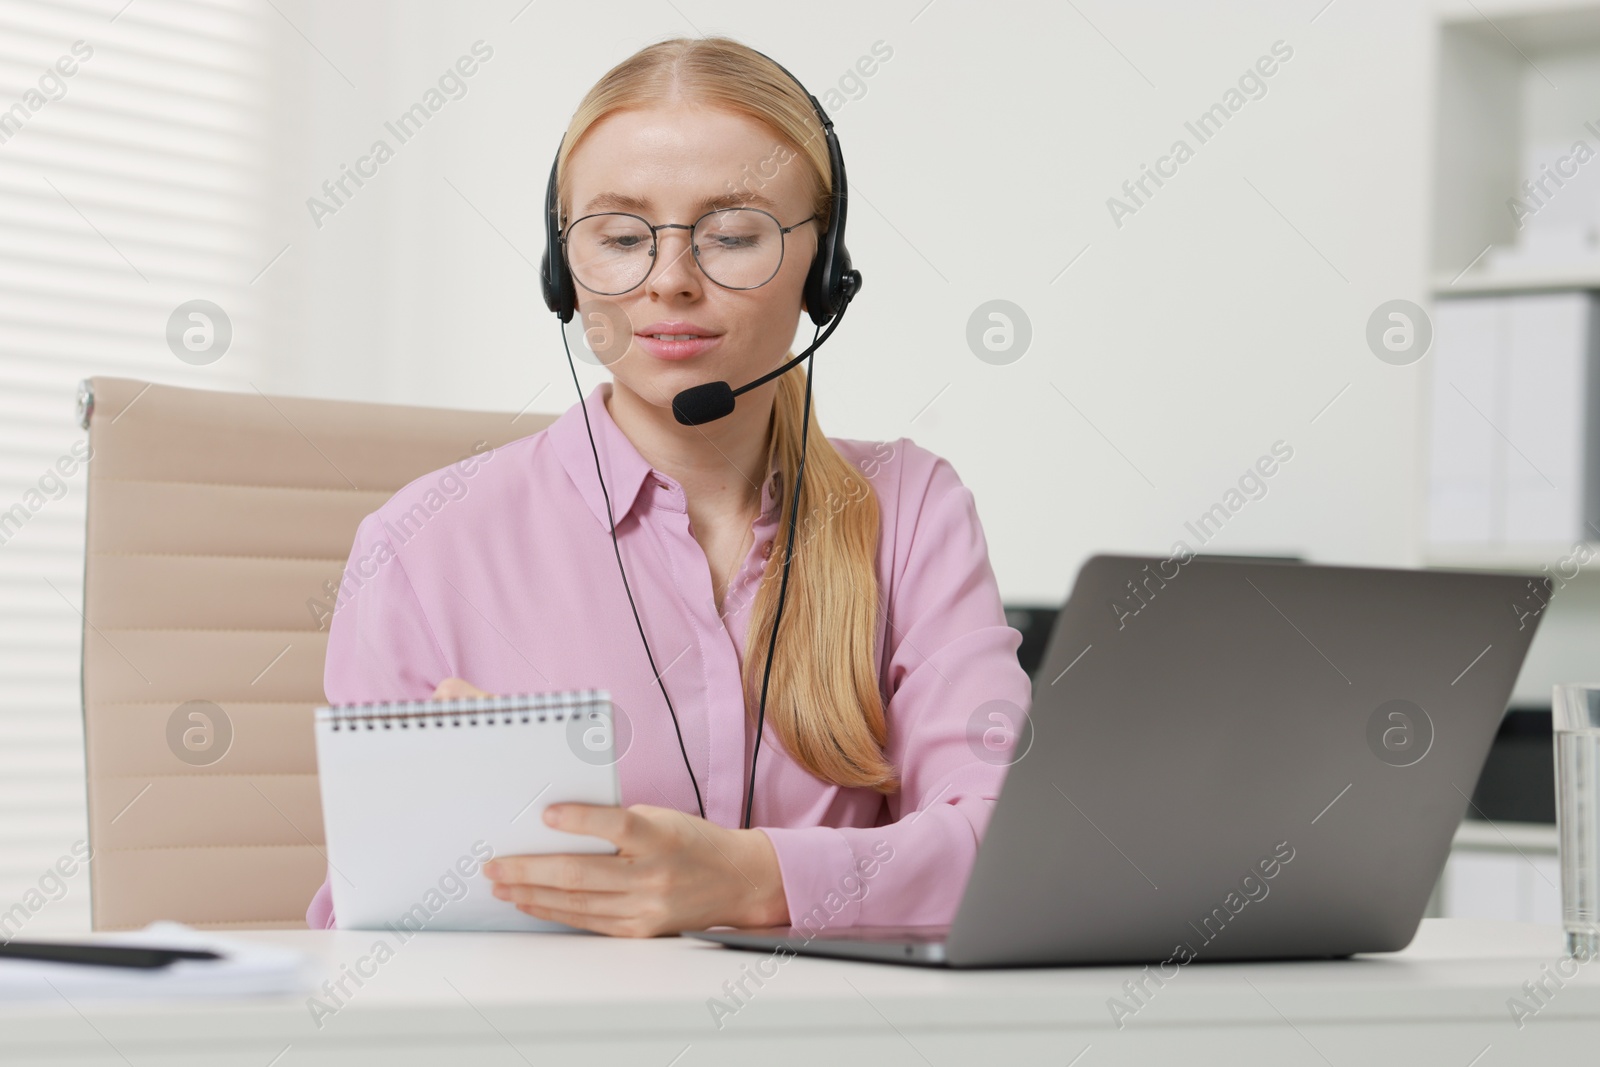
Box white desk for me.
[3,919,1598,1065]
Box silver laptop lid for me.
[946,554,1549,967]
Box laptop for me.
[686,553,1551,967]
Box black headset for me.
[539,46,862,830]
[541,50,856,327]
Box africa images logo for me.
[1366,699,1433,768]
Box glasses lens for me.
[564,209,790,294]
[565,214,654,295]
[694,209,784,289]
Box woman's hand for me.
[430,678,789,937]
[483,803,791,938]
[432,677,488,700]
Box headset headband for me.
[539,46,853,327]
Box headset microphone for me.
[542,46,860,831]
[671,272,860,427]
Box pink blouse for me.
[305,379,1032,930]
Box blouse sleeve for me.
[305,511,455,929]
[757,446,1032,928]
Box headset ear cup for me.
[833,241,853,307]
[803,120,850,326]
[542,247,573,324]
[805,229,848,325]
[540,247,558,318]
[804,204,845,325]
[542,143,574,323]
[803,250,828,326]
[549,257,574,324]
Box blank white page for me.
[315,691,621,932]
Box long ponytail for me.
[559,35,896,792]
[744,366,894,792]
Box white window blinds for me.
[0,0,265,935]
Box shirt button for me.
[762,540,773,560]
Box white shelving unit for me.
[1432,2,1600,298]
[1425,4,1600,565]
[1422,2,1600,930]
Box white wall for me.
[256,0,1449,609]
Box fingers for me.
[493,882,634,918]
[481,804,706,938]
[483,853,636,893]
[513,898,668,938]
[541,802,652,847]
[431,677,488,699]
[485,855,667,935]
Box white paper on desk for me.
[0,921,313,1001]
[314,691,621,933]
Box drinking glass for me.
[1552,683,1600,957]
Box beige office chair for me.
[76,376,552,929]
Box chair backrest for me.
[77,376,551,929]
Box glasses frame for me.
[560,207,818,295]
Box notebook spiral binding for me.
[315,689,612,732]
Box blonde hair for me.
[557,36,896,793]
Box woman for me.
[305,35,1031,937]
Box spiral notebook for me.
[313,689,621,933]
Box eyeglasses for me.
[561,207,817,295]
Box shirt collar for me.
[550,381,785,533]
